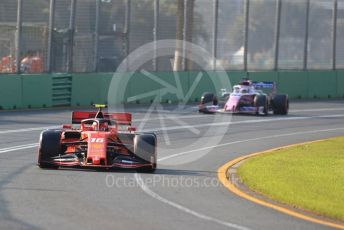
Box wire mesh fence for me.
[217,0,245,70]
[51,0,72,73]
[278,0,308,69]
[98,0,127,72]
[0,1,18,73]
[307,0,335,69]
[21,0,49,73]
[247,0,277,70]
[0,0,343,73]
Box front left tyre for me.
[134,133,157,173]
[38,130,62,169]
[272,95,289,115]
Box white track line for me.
[5,126,343,156]
[143,114,344,133]
[0,143,38,153]
[1,114,344,153]
[158,127,344,162]
[134,173,251,230]
[1,113,342,136]
[136,107,344,114]
[135,126,344,230]
[1,107,343,135]
[291,108,344,112]
[0,126,58,135]
[133,108,344,122]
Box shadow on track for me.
[42,167,215,177]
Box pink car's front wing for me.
[199,95,263,114]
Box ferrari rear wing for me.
[72,112,132,125]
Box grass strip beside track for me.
[237,136,344,222]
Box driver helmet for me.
[241,88,249,94]
[92,121,98,131]
[240,78,252,87]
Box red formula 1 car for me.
[37,105,157,173]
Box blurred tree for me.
[227,0,333,55]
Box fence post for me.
[182,0,187,71]
[124,0,131,72]
[15,0,23,74]
[243,0,250,71]
[153,0,159,72]
[47,0,55,72]
[274,0,282,70]
[94,0,100,72]
[332,0,338,70]
[212,0,219,71]
[303,0,310,70]
[67,0,76,73]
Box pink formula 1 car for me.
[199,79,289,115]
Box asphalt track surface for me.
[0,101,343,230]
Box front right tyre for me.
[38,130,62,169]
[199,92,218,113]
[254,95,268,116]
[134,133,157,173]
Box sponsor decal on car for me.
[252,82,274,89]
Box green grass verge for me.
[237,137,344,221]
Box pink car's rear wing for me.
[252,81,277,95]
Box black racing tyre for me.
[254,95,268,116]
[200,92,218,105]
[117,133,135,152]
[38,130,62,169]
[272,95,289,115]
[134,134,157,173]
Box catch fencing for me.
[0,0,343,74]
